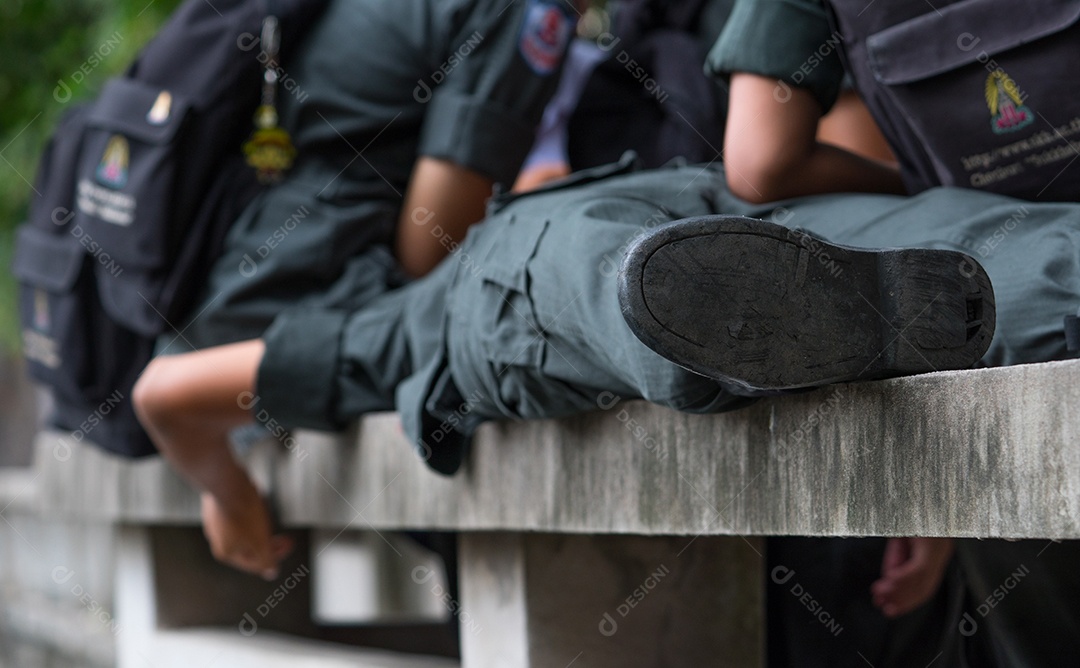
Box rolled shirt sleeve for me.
[418,0,577,184]
[705,0,845,113]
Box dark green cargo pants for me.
[259,157,1080,462]
[259,159,1080,667]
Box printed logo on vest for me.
[985,70,1033,135]
[33,289,50,332]
[518,0,573,76]
[96,135,129,189]
[23,291,59,370]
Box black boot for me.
[618,216,995,391]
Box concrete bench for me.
[23,358,1080,666]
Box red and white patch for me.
[518,0,573,76]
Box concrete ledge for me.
[34,434,273,524]
[127,628,456,667]
[0,467,38,512]
[0,588,116,667]
[35,359,1080,539]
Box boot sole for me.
[618,216,995,391]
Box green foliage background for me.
[0,0,183,353]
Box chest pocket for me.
[842,0,1080,200]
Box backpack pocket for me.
[27,105,89,231]
[73,78,193,274]
[13,225,142,404]
[862,0,1080,199]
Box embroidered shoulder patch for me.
[518,0,574,76]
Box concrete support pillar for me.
[114,526,315,668]
[459,533,765,668]
[114,527,156,668]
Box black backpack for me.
[826,0,1080,201]
[567,0,729,170]
[13,0,328,457]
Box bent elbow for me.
[725,160,792,205]
[132,357,190,451]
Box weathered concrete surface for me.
[122,628,457,668]
[310,530,449,624]
[0,469,117,668]
[0,354,42,467]
[115,527,456,668]
[35,358,1080,538]
[34,433,273,524]
[144,630,457,667]
[459,533,764,668]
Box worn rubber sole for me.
[618,216,995,391]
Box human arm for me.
[818,89,898,164]
[515,162,571,192]
[707,0,905,201]
[396,1,578,275]
[723,72,905,203]
[871,537,955,617]
[133,339,292,579]
[395,157,495,278]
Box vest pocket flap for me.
[868,0,1080,85]
[12,225,85,292]
[85,78,191,144]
